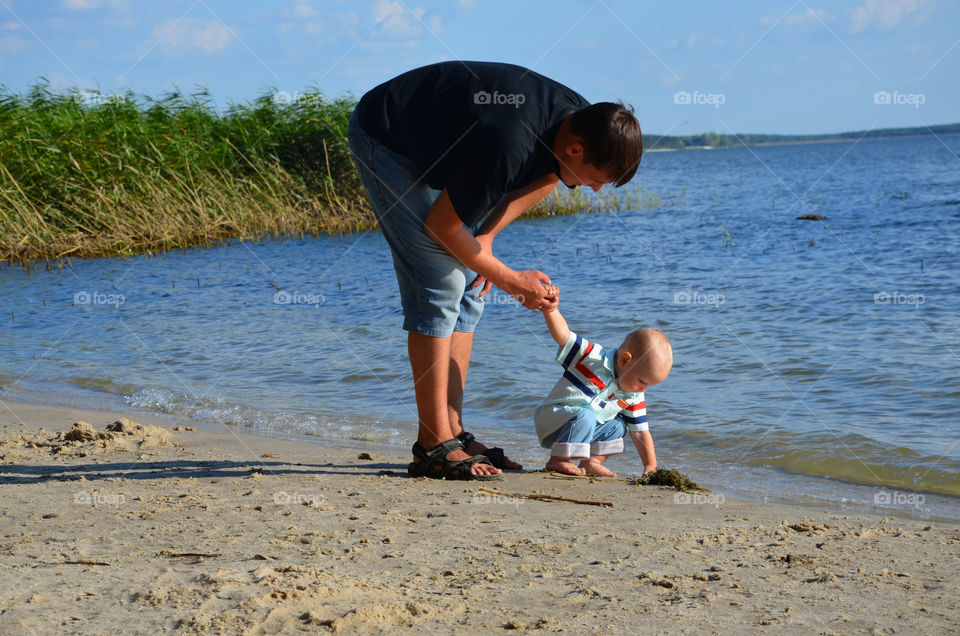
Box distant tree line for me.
[645,123,960,150]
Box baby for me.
[535,289,672,477]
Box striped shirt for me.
[537,331,648,432]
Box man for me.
[347,60,642,480]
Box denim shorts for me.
[347,110,484,337]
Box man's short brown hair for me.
[569,101,643,187]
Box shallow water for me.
[2,134,959,518]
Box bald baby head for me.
[615,328,673,394]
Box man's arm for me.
[541,303,571,347]
[476,174,559,241]
[471,176,559,295]
[424,188,557,311]
[630,430,657,474]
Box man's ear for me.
[565,141,584,159]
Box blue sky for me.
[0,0,957,135]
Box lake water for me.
[3,134,959,519]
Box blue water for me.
[2,134,959,518]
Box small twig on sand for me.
[159,551,222,559]
[56,560,110,566]
[478,487,613,508]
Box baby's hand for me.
[539,284,560,312]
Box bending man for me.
[347,61,643,480]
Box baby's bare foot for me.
[580,459,617,478]
[545,459,585,476]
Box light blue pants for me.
[346,109,485,337]
[538,407,627,459]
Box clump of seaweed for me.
[628,468,709,493]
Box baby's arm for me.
[540,291,570,346]
[630,430,657,475]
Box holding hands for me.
[539,284,560,311]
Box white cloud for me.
[2,21,21,30]
[660,73,682,87]
[106,15,137,28]
[64,0,132,10]
[374,0,426,38]
[291,0,318,19]
[0,36,29,53]
[357,38,419,55]
[850,0,932,32]
[335,12,360,30]
[145,18,232,55]
[761,7,826,29]
[73,36,99,50]
[458,0,481,9]
[46,72,97,91]
[64,0,101,9]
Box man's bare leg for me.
[447,330,521,470]
[580,454,617,478]
[409,332,499,476]
[445,330,472,438]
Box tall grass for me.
[0,82,369,264]
[0,82,666,265]
[527,180,669,217]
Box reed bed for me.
[527,181,669,217]
[0,83,665,265]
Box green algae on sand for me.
[628,468,709,493]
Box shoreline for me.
[1,399,957,633]
[5,385,958,523]
[645,130,960,152]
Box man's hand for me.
[424,191,559,310]
[504,270,557,311]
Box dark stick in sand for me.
[478,487,614,508]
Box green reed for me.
[526,180,667,218]
[0,82,370,264]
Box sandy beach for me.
[0,400,956,635]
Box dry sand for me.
[0,401,957,635]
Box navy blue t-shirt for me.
[355,61,590,228]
